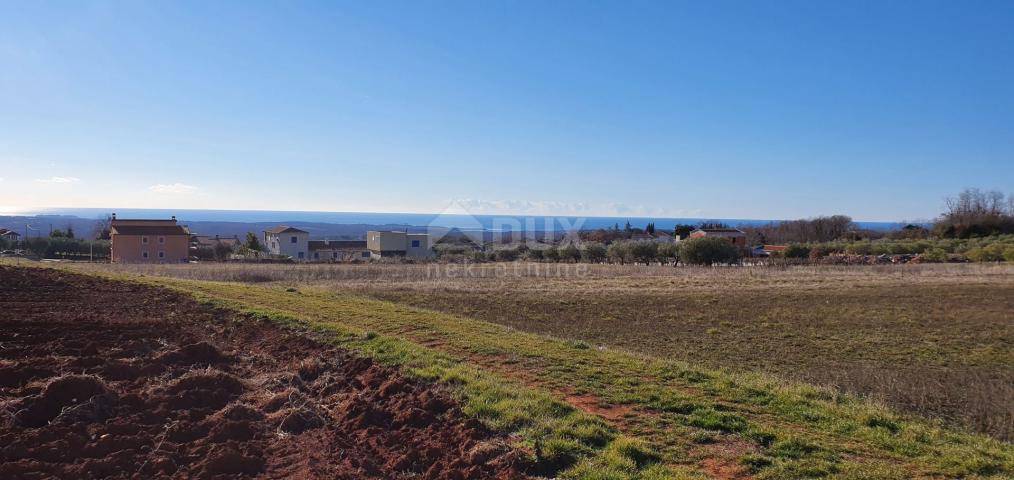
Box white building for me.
[366,231,433,259]
[308,240,372,262]
[264,226,310,260]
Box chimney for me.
[171,215,177,221]
[111,213,116,220]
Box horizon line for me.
[4,206,933,226]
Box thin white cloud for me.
[148,183,199,194]
[34,176,80,184]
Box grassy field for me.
[41,261,1014,479]
[68,262,1014,441]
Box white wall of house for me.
[265,231,309,260]
[367,231,433,258]
[406,233,433,258]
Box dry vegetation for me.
[67,262,1014,442]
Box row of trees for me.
[936,188,1014,238]
[0,236,110,259]
[740,215,857,245]
[776,234,1014,262]
[474,237,741,266]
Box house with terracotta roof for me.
[109,214,190,263]
[689,227,747,248]
[264,226,309,260]
[762,245,788,255]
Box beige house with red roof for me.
[689,227,747,248]
[109,214,190,263]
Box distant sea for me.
[14,208,915,231]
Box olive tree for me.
[606,242,630,264]
[657,242,679,265]
[678,237,741,266]
[581,242,607,263]
[560,243,581,263]
[628,240,659,264]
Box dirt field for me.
[0,266,527,479]
[72,262,1014,441]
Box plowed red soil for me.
[0,266,528,479]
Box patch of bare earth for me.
[0,266,528,479]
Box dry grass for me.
[70,261,1014,441]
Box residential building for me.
[0,228,21,241]
[191,234,241,250]
[263,226,309,260]
[309,240,371,262]
[109,214,190,263]
[689,227,747,248]
[762,245,788,255]
[366,231,433,258]
[629,232,678,243]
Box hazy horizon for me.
[2,206,924,231]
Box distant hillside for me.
[0,215,428,240]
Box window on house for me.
[142,251,149,259]
[411,240,421,248]
[158,251,165,258]
[314,252,319,259]
[332,252,338,259]
[142,236,148,244]
[291,236,297,243]
[298,252,304,259]
[158,236,165,244]
[362,251,370,258]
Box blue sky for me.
[1,1,1012,221]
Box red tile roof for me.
[264,226,309,234]
[111,225,189,235]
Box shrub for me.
[493,247,519,262]
[678,237,741,266]
[846,242,873,255]
[1005,246,1014,262]
[656,242,679,264]
[606,242,630,264]
[783,244,811,259]
[581,243,607,263]
[561,243,582,263]
[920,248,948,262]
[966,245,1004,262]
[808,246,830,259]
[628,241,659,264]
[544,246,560,263]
